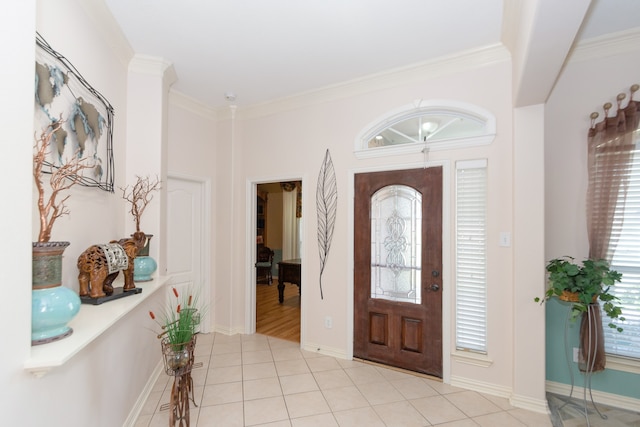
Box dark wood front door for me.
[354,167,443,377]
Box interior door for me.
[354,167,442,377]
[166,176,209,333]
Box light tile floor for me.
[134,333,554,427]
[547,392,640,427]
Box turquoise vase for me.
[32,241,81,345]
[134,234,157,282]
[134,256,157,282]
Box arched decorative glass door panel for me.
[370,185,422,304]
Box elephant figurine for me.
[77,231,147,299]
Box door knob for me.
[431,270,440,277]
[430,284,440,291]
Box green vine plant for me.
[535,256,625,332]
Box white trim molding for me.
[302,342,349,360]
[510,393,550,415]
[605,355,640,375]
[452,350,494,368]
[236,44,509,120]
[450,375,511,399]
[570,27,640,63]
[450,375,550,414]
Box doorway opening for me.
[253,180,302,342]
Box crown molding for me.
[569,27,640,63]
[233,44,510,120]
[129,54,176,84]
[169,90,218,121]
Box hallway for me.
[256,280,300,342]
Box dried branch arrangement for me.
[120,175,161,233]
[34,120,91,243]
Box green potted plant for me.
[149,287,203,373]
[535,256,625,331]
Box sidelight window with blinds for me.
[455,159,488,353]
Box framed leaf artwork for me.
[34,32,115,192]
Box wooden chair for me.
[255,246,274,285]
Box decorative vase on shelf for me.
[32,241,81,345]
[134,234,157,282]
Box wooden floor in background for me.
[256,279,300,342]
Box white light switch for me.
[499,232,511,247]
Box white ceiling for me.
[103,0,640,110]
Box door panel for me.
[166,177,208,333]
[354,167,442,377]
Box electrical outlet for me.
[573,347,579,363]
[324,316,333,329]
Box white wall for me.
[0,1,168,425]
[1,0,37,419]
[167,95,217,181]
[34,1,128,284]
[220,53,534,400]
[166,94,217,332]
[546,50,640,259]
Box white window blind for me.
[604,141,640,359]
[455,160,488,353]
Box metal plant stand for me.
[560,303,607,427]
[160,335,201,426]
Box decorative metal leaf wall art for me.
[316,149,337,300]
[35,32,115,192]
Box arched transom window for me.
[354,99,496,159]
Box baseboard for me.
[212,325,242,336]
[546,380,640,412]
[510,393,550,414]
[450,375,512,399]
[123,360,163,427]
[302,342,348,359]
[450,375,549,414]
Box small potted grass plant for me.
[149,287,202,373]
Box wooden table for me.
[277,259,301,303]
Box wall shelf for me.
[24,276,169,377]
